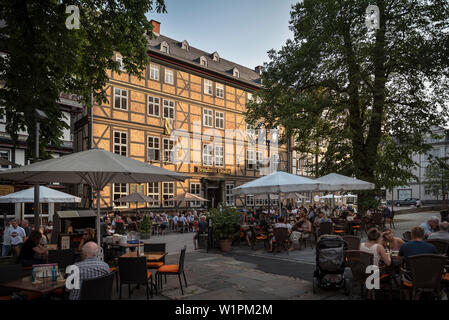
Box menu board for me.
[61,236,70,250]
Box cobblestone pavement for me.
[112,210,438,300]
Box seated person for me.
[419,216,439,236]
[399,226,437,271]
[18,231,48,267]
[360,228,391,267]
[381,227,404,251]
[68,242,110,300]
[314,212,332,237]
[269,217,291,251]
[290,216,312,249]
[78,228,96,252]
[193,215,208,250]
[427,221,449,243]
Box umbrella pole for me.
[278,192,281,217]
[96,190,101,251]
[267,193,270,219]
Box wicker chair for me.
[272,227,289,255]
[342,235,361,251]
[425,239,449,255]
[249,226,268,250]
[344,250,374,300]
[400,254,447,300]
[317,221,333,236]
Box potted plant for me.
[209,206,240,252]
[139,214,153,239]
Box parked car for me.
[395,198,423,207]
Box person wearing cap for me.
[419,216,439,236]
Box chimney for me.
[255,65,262,75]
[150,20,160,36]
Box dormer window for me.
[160,41,169,54]
[200,56,207,67]
[212,52,220,62]
[233,67,239,78]
[116,54,125,72]
[181,40,189,51]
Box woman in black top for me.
[19,231,48,267]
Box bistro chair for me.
[317,222,333,236]
[144,243,166,269]
[156,246,187,295]
[402,231,411,242]
[371,212,385,229]
[342,235,361,251]
[344,250,374,300]
[80,271,115,300]
[118,256,154,300]
[400,254,447,300]
[115,222,125,235]
[249,225,268,251]
[272,227,289,255]
[298,230,314,250]
[48,249,76,272]
[425,239,449,255]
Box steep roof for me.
[147,34,262,87]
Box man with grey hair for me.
[68,242,110,300]
[419,216,439,235]
[428,221,449,243]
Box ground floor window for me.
[246,195,254,207]
[225,184,235,206]
[190,183,201,207]
[163,182,175,207]
[147,182,160,207]
[113,183,128,208]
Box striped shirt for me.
[69,257,110,300]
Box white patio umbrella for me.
[0,148,186,248]
[0,186,81,203]
[320,194,336,199]
[315,173,375,191]
[343,194,357,198]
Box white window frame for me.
[214,145,224,167]
[256,151,264,170]
[113,183,129,208]
[165,69,174,85]
[203,144,213,166]
[190,183,201,207]
[161,42,170,54]
[113,88,128,110]
[162,182,174,207]
[200,56,207,67]
[163,99,175,120]
[203,108,213,127]
[148,96,160,116]
[147,182,160,207]
[226,184,235,206]
[216,83,224,99]
[147,136,160,162]
[150,64,159,81]
[113,131,127,156]
[233,68,239,78]
[204,79,213,95]
[116,56,125,72]
[215,111,224,129]
[246,195,254,207]
[246,149,255,170]
[163,138,174,162]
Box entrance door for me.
[207,188,221,208]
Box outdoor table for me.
[120,251,167,262]
[346,219,361,235]
[1,275,66,296]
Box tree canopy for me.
[0,0,166,159]
[245,0,449,210]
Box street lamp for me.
[34,109,48,229]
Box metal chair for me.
[118,256,154,299]
[156,246,187,295]
[342,235,361,251]
[80,271,115,300]
[425,239,449,255]
[318,221,333,236]
[144,243,166,270]
[400,254,447,300]
[249,226,268,250]
[272,228,289,255]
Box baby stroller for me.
[313,234,348,294]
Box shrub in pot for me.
[209,206,240,252]
[139,214,153,239]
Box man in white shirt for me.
[9,219,26,256]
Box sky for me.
[148,0,299,70]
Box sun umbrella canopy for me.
[232,171,329,195]
[0,186,81,203]
[113,192,156,204]
[282,193,308,200]
[320,194,336,199]
[0,148,186,189]
[165,192,209,202]
[315,173,375,191]
[343,194,357,198]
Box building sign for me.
[195,166,231,175]
[0,185,14,196]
